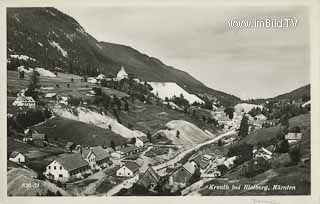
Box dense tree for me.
[224,107,234,120]
[19,71,25,79]
[239,115,249,138]
[110,140,116,150]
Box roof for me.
[32,133,45,140]
[9,151,22,158]
[118,146,140,154]
[65,142,74,148]
[285,133,302,140]
[138,166,160,184]
[45,93,56,98]
[89,146,110,161]
[14,96,35,103]
[183,162,196,174]
[124,161,140,173]
[117,67,128,78]
[54,153,89,172]
[191,155,209,169]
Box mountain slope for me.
[273,84,310,101]
[7,7,240,106]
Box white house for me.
[87,77,97,84]
[223,156,237,169]
[255,114,267,121]
[135,136,149,147]
[44,153,90,182]
[116,161,140,177]
[285,133,303,144]
[9,151,25,163]
[12,96,36,108]
[116,66,128,81]
[96,74,106,80]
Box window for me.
[59,174,63,178]
[60,166,62,170]
[54,166,56,170]
[48,166,51,169]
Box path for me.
[154,130,236,172]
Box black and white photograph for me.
[4,2,316,198]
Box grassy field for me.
[33,116,128,147]
[118,101,219,136]
[7,71,127,99]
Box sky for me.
[57,5,309,100]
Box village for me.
[7,65,310,196]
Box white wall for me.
[44,160,70,182]
[116,166,134,177]
[9,153,25,163]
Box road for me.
[154,130,236,173]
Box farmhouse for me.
[285,133,302,144]
[116,161,140,177]
[116,66,128,81]
[9,151,25,163]
[137,166,160,190]
[44,153,91,182]
[82,146,110,169]
[223,156,237,169]
[12,96,36,108]
[32,133,46,146]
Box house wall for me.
[85,152,97,169]
[9,154,25,163]
[135,139,144,147]
[116,166,134,177]
[44,160,70,182]
[137,171,158,189]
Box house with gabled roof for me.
[137,166,160,190]
[116,161,140,178]
[9,151,25,163]
[285,132,303,144]
[12,96,36,108]
[44,153,91,182]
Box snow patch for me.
[35,68,56,78]
[10,54,36,61]
[49,41,68,57]
[149,82,204,104]
[17,66,33,73]
[52,106,142,138]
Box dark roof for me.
[86,146,110,161]
[119,146,140,153]
[54,153,89,172]
[32,133,45,140]
[124,161,140,173]
[9,151,22,158]
[191,155,209,169]
[138,166,160,185]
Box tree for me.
[71,78,74,83]
[218,139,223,146]
[176,130,180,138]
[239,115,249,138]
[19,71,25,79]
[224,107,234,120]
[110,140,116,150]
[124,101,129,112]
[147,131,152,142]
